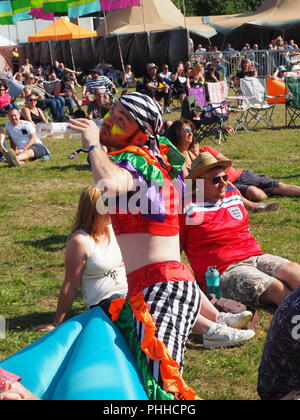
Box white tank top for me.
[78,225,128,308]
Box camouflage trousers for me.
[220,254,290,306]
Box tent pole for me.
[141,0,146,32]
[182,0,187,30]
[8,25,11,46]
[48,41,54,71]
[69,40,76,71]
[117,35,125,73]
[104,11,108,36]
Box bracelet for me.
[88,144,101,153]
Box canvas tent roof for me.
[0,35,16,47]
[97,0,217,39]
[206,0,300,35]
[28,17,97,42]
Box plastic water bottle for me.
[36,122,81,140]
[205,266,221,299]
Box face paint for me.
[111,124,125,135]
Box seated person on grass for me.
[258,287,300,400]
[200,145,300,201]
[0,108,50,167]
[0,83,19,114]
[87,88,112,120]
[166,120,279,213]
[180,151,300,307]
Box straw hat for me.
[187,152,232,180]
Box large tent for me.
[28,17,97,42]
[206,0,300,47]
[97,0,217,41]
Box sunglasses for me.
[0,88,6,91]
[211,175,228,185]
[181,128,193,133]
[28,98,37,102]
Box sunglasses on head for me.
[211,174,228,185]
[181,127,193,133]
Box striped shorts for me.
[134,280,201,387]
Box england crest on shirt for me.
[227,206,244,220]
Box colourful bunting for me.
[29,0,54,20]
[68,0,100,18]
[11,0,32,23]
[43,0,69,13]
[100,0,141,11]
[0,0,142,25]
[30,8,55,20]
[0,1,13,25]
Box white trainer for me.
[203,323,255,349]
[217,311,253,329]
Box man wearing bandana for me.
[69,93,201,400]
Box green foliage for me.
[173,0,263,16]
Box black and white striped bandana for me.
[119,92,163,147]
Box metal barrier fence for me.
[191,49,300,79]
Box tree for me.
[172,0,263,16]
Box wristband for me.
[88,144,101,153]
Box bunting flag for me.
[30,0,54,20]
[30,8,55,20]
[0,1,13,25]
[100,0,141,11]
[68,0,100,18]
[43,0,69,13]
[11,0,33,22]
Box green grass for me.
[0,103,299,400]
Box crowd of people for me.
[1,44,300,401]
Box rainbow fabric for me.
[30,1,54,20]
[0,0,143,24]
[0,1,13,25]
[68,0,100,18]
[100,0,141,11]
[11,0,32,22]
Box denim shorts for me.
[30,143,49,160]
[220,254,290,306]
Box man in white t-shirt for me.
[0,108,50,167]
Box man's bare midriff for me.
[117,233,181,274]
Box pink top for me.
[0,367,21,383]
[0,92,11,109]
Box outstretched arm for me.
[35,234,88,331]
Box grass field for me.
[0,102,299,400]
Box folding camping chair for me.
[285,76,300,128]
[226,94,251,133]
[183,85,231,145]
[239,77,275,129]
[205,81,233,143]
[181,86,230,144]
